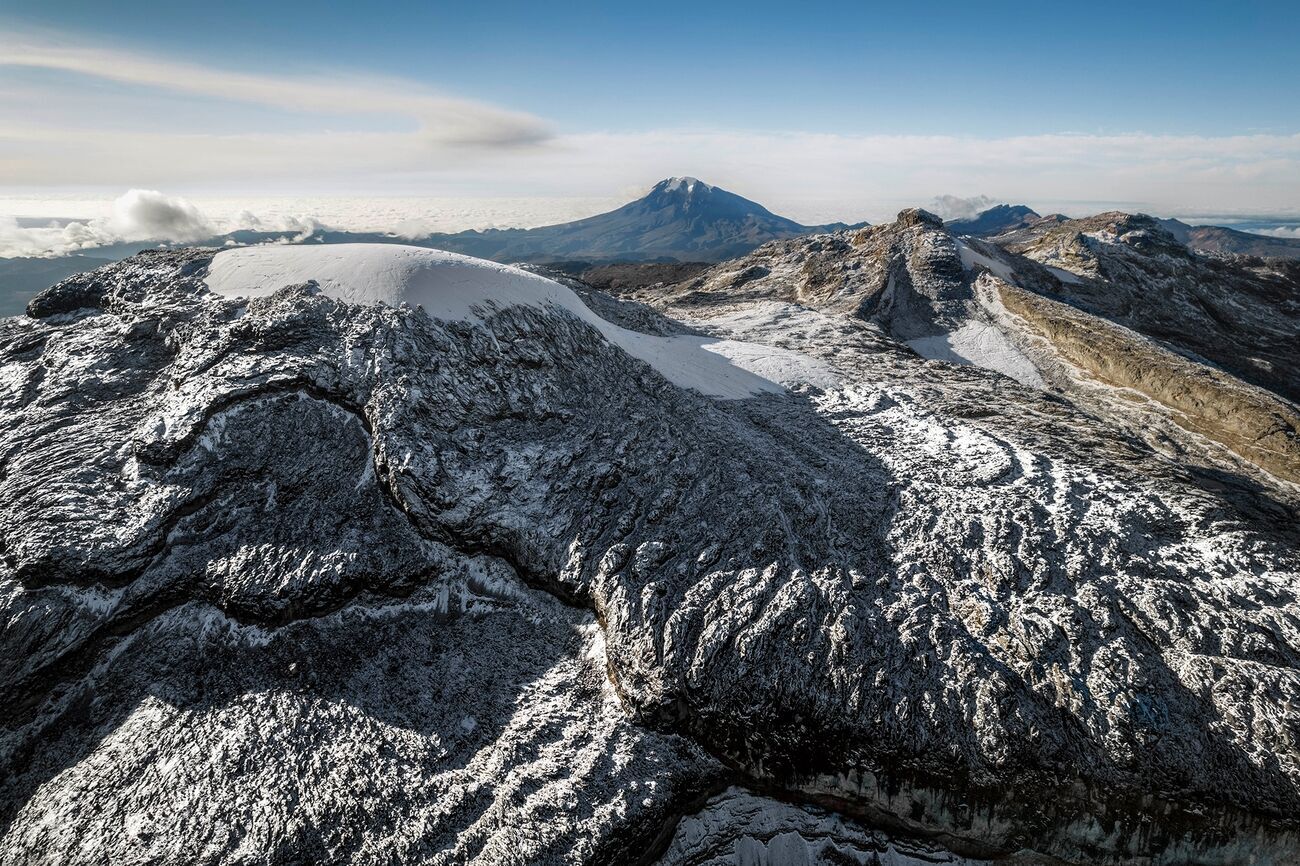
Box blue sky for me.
[6,0,1298,135]
[1,0,1298,217]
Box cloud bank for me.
[1,190,280,257]
[1253,226,1300,239]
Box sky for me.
[1,0,1299,245]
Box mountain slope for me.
[1157,217,1300,260]
[945,204,1300,261]
[651,208,1300,487]
[990,211,1300,404]
[2,240,1298,865]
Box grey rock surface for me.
[2,233,1299,865]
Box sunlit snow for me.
[907,321,1045,388]
[204,244,834,399]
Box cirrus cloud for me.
[0,27,551,184]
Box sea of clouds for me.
[4,188,1298,260]
[0,190,623,259]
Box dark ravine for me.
[1,221,1298,865]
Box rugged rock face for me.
[2,236,1299,865]
[992,212,1300,404]
[657,211,1299,490]
[995,280,1300,485]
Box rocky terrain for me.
[946,203,1300,261]
[993,212,1300,404]
[1,213,1298,866]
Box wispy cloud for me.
[0,29,551,186]
[0,30,550,146]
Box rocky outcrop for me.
[993,212,1300,404]
[996,280,1300,484]
[2,242,1299,865]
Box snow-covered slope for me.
[206,244,839,399]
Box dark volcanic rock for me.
[2,242,1299,865]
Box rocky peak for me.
[895,207,945,229]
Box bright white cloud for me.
[105,189,213,241]
[0,189,215,257]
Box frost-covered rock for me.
[2,239,1298,865]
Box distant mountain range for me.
[944,204,1043,236]
[1154,218,1300,259]
[5,181,1300,317]
[0,178,860,315]
[948,204,1300,261]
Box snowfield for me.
[907,320,1045,388]
[204,244,835,399]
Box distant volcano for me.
[412,177,865,262]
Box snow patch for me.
[908,321,1044,388]
[956,240,1018,283]
[698,340,841,391]
[660,176,706,194]
[204,244,794,399]
[1045,265,1085,285]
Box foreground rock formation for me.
[2,225,1298,864]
